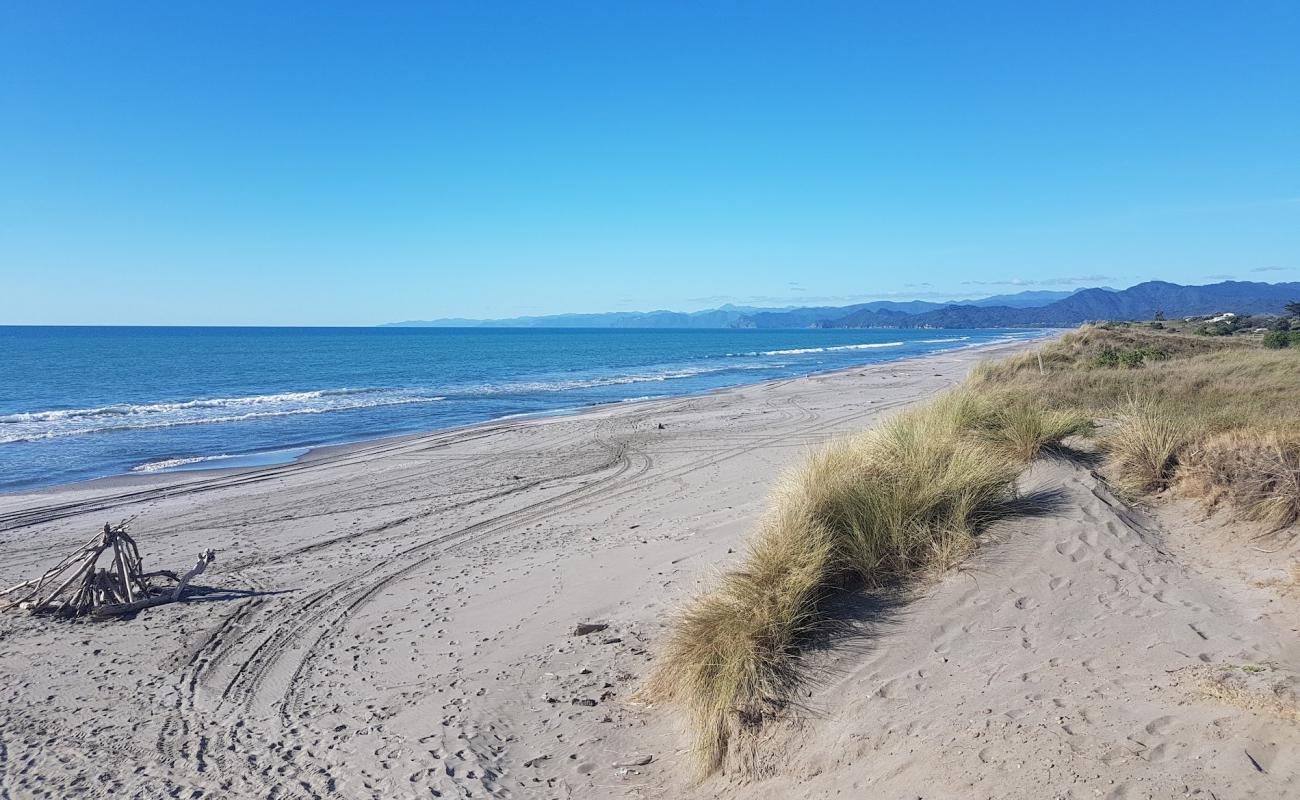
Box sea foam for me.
[0,388,446,444]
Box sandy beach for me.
[2,338,1298,800]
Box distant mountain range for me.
[384,281,1300,329]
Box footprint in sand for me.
[929,621,972,654]
[1102,548,1131,571]
[1013,595,1038,611]
[1055,540,1087,563]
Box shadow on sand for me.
[788,484,1072,719]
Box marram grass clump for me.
[1102,401,1187,498]
[647,389,1081,775]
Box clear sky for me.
[2,1,1298,325]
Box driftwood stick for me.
[172,550,216,600]
[50,547,103,600]
[2,543,96,605]
[65,579,90,614]
[121,533,147,596]
[0,577,40,598]
[123,533,143,571]
[8,549,97,610]
[113,541,135,603]
[30,541,93,581]
[102,570,116,606]
[94,550,217,618]
[94,593,171,617]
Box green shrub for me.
[1096,346,1170,368]
[1263,331,1300,350]
[1119,350,1145,368]
[1095,348,1121,367]
[1264,331,1292,349]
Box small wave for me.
[919,336,971,344]
[455,363,776,396]
[739,341,905,357]
[131,454,242,472]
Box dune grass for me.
[1101,401,1187,497]
[652,324,1299,777]
[972,325,1300,523]
[647,390,1086,774]
[1181,432,1300,530]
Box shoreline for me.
[3,330,1295,799]
[1,333,1054,500]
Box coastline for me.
[2,329,1297,800]
[0,336,1044,798]
[0,333,1054,501]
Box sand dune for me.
[1,338,1297,799]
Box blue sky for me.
[2,1,1298,325]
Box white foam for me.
[0,389,446,444]
[456,363,775,396]
[131,454,241,472]
[745,341,905,356]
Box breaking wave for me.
[0,388,446,444]
[735,341,905,357]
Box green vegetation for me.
[1094,345,1171,368]
[652,323,1300,776]
[1263,330,1300,349]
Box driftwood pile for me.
[0,521,216,618]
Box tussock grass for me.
[1102,402,1187,497]
[974,403,1094,462]
[645,495,834,773]
[649,390,1079,774]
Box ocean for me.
[0,326,1044,491]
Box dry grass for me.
[653,324,1300,777]
[1180,432,1300,529]
[973,325,1300,525]
[1187,663,1300,722]
[648,390,1080,774]
[1102,402,1187,497]
[645,497,834,773]
[974,403,1094,462]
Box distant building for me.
[1186,312,1238,324]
